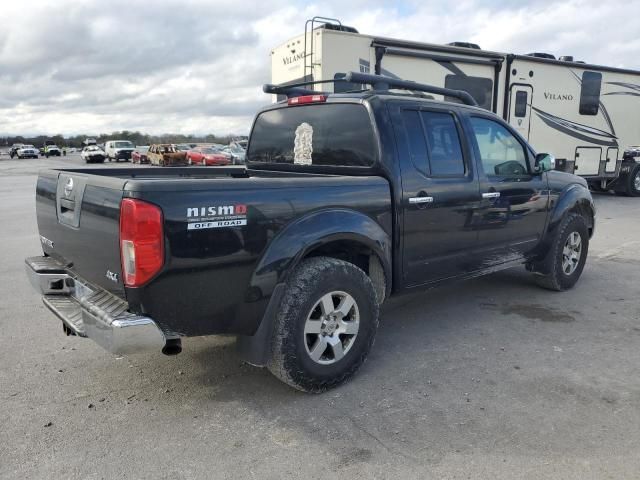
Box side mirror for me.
[535,153,556,173]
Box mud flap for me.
[235,283,286,367]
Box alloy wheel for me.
[303,291,360,365]
[562,231,582,275]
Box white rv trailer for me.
[271,18,640,196]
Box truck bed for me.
[34,166,392,337]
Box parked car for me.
[9,144,25,158]
[104,140,135,162]
[147,144,188,166]
[16,145,39,159]
[174,144,191,153]
[223,145,246,164]
[44,144,62,157]
[24,72,595,392]
[186,146,231,166]
[131,146,150,164]
[230,138,248,150]
[81,145,106,163]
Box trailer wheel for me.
[533,213,589,291]
[268,257,379,392]
[625,164,640,197]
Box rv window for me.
[247,103,376,167]
[444,75,493,110]
[514,91,528,117]
[579,71,602,116]
[420,111,465,176]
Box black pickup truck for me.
[25,73,595,392]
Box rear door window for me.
[420,111,465,176]
[248,103,377,167]
[401,109,465,176]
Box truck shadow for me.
[185,265,568,397]
[164,264,614,466]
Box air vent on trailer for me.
[447,41,481,49]
[526,52,556,59]
[559,55,574,62]
[320,23,358,33]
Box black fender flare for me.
[534,183,595,265]
[249,208,392,300]
[236,209,392,366]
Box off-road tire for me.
[533,213,589,291]
[268,257,379,393]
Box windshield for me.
[199,148,216,154]
[114,141,133,148]
[247,103,376,167]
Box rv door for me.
[508,85,533,141]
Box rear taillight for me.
[119,198,164,287]
[288,94,327,105]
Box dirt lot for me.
[1,153,639,479]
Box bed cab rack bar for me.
[263,77,346,98]
[262,84,325,98]
[344,71,478,106]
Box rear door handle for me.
[482,192,501,199]
[409,196,434,204]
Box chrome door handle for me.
[482,192,501,199]
[409,196,434,204]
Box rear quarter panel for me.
[125,175,392,336]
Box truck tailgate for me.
[35,170,126,297]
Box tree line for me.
[2,131,243,148]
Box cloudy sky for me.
[1,0,638,136]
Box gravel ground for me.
[1,153,639,479]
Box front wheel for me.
[268,257,379,392]
[533,213,589,291]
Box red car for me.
[131,146,150,164]
[186,146,231,166]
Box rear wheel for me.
[626,165,640,197]
[533,213,589,291]
[268,257,379,392]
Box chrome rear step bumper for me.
[25,256,167,355]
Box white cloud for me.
[0,0,637,136]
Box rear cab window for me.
[247,103,377,169]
